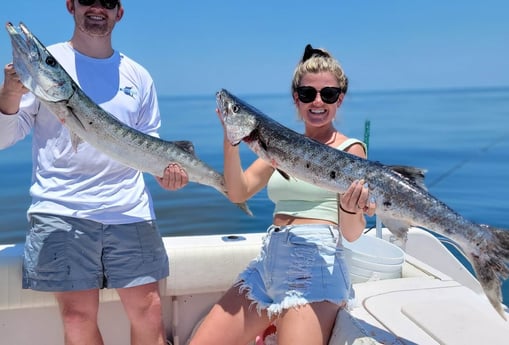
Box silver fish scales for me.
[5,22,251,216]
[216,88,509,319]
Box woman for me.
[189,44,375,345]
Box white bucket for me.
[342,235,405,284]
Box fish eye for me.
[45,56,57,67]
[232,105,240,113]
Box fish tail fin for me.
[469,225,509,320]
[219,187,253,217]
[211,174,253,216]
[236,202,253,217]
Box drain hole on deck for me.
[221,235,246,242]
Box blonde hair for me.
[291,44,348,96]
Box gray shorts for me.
[23,213,169,291]
[236,224,352,318]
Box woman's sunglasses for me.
[77,0,120,10]
[295,86,342,104]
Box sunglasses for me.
[77,0,120,10]
[295,86,342,104]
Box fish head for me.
[216,89,258,146]
[6,22,74,103]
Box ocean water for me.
[1,87,508,302]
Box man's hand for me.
[156,163,189,191]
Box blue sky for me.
[1,1,508,96]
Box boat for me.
[1,226,508,345]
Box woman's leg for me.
[276,301,340,345]
[188,284,272,345]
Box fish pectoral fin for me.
[377,216,411,249]
[174,140,196,155]
[277,169,291,181]
[70,132,83,151]
[388,165,428,191]
[70,132,83,152]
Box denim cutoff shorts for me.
[235,224,352,318]
[23,213,169,291]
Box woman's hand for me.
[155,163,189,191]
[340,179,376,217]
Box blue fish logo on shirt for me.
[120,86,137,98]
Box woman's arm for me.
[222,138,274,203]
[338,143,376,242]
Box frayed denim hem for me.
[235,279,270,317]
[266,291,310,319]
[235,279,352,319]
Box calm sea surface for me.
[1,87,508,301]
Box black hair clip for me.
[302,44,328,62]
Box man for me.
[0,1,187,344]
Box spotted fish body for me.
[5,22,251,216]
[216,88,509,319]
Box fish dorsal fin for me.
[174,140,195,155]
[389,165,428,191]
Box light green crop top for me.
[267,138,367,223]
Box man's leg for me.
[55,289,103,345]
[117,282,166,345]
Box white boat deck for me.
[1,228,508,344]
[332,256,509,344]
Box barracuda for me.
[216,88,509,319]
[5,22,251,216]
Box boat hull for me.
[1,228,508,345]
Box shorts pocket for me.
[27,217,69,273]
[135,221,165,263]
